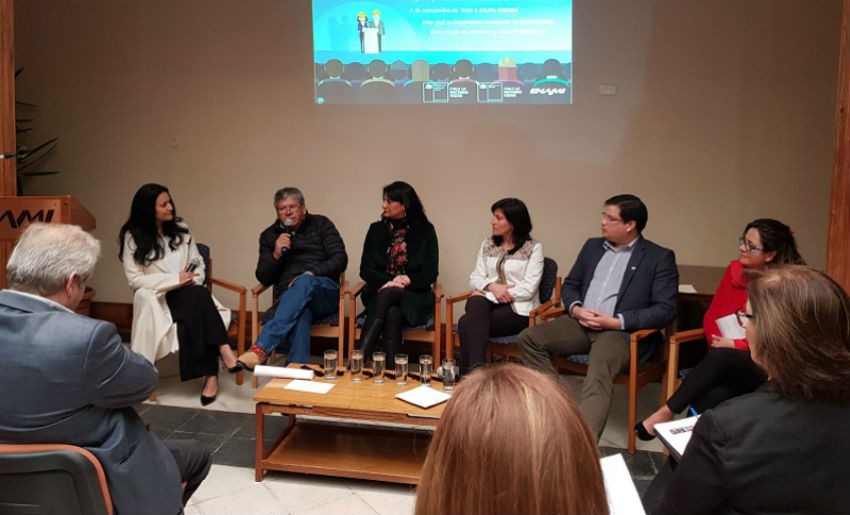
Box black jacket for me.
[654,387,850,514]
[255,213,348,297]
[359,219,438,326]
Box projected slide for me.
[312,0,573,104]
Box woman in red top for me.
[635,219,803,440]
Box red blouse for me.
[702,260,750,351]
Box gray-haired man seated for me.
[0,223,210,515]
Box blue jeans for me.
[255,275,339,364]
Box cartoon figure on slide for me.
[370,10,386,52]
[357,12,369,53]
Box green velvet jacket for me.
[359,219,439,326]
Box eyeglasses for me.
[738,237,764,253]
[601,212,623,224]
[735,309,754,328]
[277,204,301,213]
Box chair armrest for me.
[528,298,562,326]
[209,277,247,295]
[433,282,445,300]
[446,290,474,305]
[665,328,705,400]
[445,291,473,343]
[669,328,706,347]
[252,283,270,297]
[628,328,663,379]
[540,306,567,322]
[349,281,366,297]
[630,328,659,344]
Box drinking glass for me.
[395,354,409,386]
[372,352,386,384]
[442,358,458,391]
[350,349,364,382]
[323,350,338,380]
[419,354,433,386]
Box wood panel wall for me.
[827,0,850,292]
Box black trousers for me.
[361,287,404,362]
[165,285,228,381]
[458,296,528,375]
[163,439,211,507]
[667,347,765,414]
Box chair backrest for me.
[539,257,559,304]
[196,242,212,289]
[0,443,113,515]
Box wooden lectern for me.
[0,196,96,289]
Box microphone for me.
[186,258,201,272]
[281,218,294,253]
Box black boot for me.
[358,317,385,360]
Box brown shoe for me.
[237,348,267,370]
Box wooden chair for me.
[348,282,444,362]
[444,257,561,362]
[663,328,707,400]
[251,275,347,387]
[197,243,248,386]
[0,443,113,515]
[539,306,670,455]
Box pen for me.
[689,407,698,416]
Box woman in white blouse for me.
[119,184,241,406]
[458,198,544,375]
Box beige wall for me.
[12,0,841,312]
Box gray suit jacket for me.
[0,290,184,515]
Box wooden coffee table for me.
[253,368,447,484]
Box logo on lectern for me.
[0,209,56,229]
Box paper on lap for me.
[716,314,746,340]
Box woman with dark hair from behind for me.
[415,363,608,515]
[635,218,803,439]
[119,183,241,406]
[357,181,438,362]
[646,265,850,514]
[458,198,543,375]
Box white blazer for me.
[468,238,544,316]
[122,228,230,364]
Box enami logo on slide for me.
[530,87,567,96]
[0,209,55,229]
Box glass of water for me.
[350,349,364,382]
[442,358,458,391]
[395,353,409,386]
[372,352,386,384]
[323,349,338,380]
[419,354,433,386]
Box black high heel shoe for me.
[226,362,244,374]
[200,377,218,406]
[634,421,656,441]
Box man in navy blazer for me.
[0,223,210,515]
[518,194,678,438]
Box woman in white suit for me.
[458,198,543,375]
[119,183,241,405]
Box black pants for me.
[163,439,211,507]
[165,285,228,381]
[458,296,528,375]
[667,347,765,413]
[361,287,404,362]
